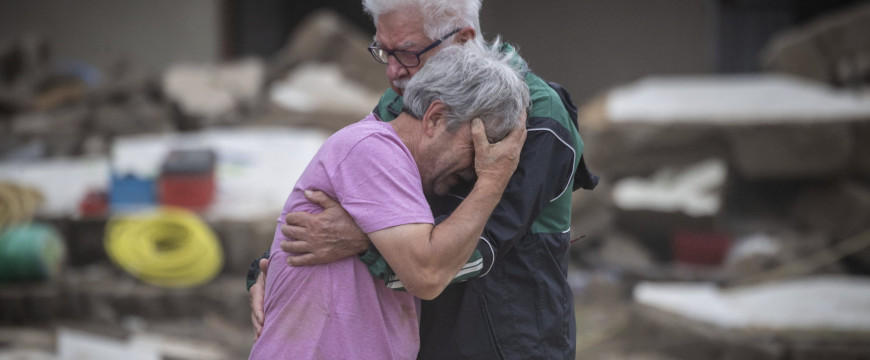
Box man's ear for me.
[421,100,447,138]
[455,27,476,45]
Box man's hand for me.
[471,118,526,188]
[250,258,268,341]
[280,190,369,266]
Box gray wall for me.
[0,0,221,72]
[480,0,712,104]
[0,0,713,104]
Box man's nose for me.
[386,57,407,79]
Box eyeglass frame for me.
[367,27,463,68]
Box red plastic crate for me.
[672,230,732,266]
[158,174,215,212]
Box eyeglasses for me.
[368,28,462,68]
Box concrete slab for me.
[606,74,870,125]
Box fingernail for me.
[304,190,313,197]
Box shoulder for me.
[331,115,390,142]
[525,72,568,123]
[324,114,410,162]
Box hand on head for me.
[470,117,526,188]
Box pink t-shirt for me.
[249,114,434,360]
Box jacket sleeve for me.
[467,117,577,276]
[245,249,270,292]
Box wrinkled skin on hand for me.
[280,190,369,266]
[249,258,268,341]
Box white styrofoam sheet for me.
[635,275,870,332]
[607,74,870,124]
[0,126,329,221]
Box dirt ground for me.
[4,266,865,359]
[0,267,669,360]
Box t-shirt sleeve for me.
[329,134,434,234]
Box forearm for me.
[388,179,505,299]
[372,118,525,299]
[425,180,502,277]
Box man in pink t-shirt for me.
[249,42,530,359]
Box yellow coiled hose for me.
[104,207,223,288]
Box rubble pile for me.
[763,1,870,93]
[0,9,384,164]
[574,73,870,281]
[0,9,384,335]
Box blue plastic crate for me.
[109,173,156,212]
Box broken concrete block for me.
[268,62,381,131]
[269,9,386,92]
[855,121,870,180]
[58,327,160,360]
[584,123,729,180]
[613,159,728,217]
[162,58,264,123]
[763,1,870,87]
[570,179,614,248]
[726,122,853,179]
[722,233,783,279]
[10,112,51,136]
[599,232,656,271]
[791,181,870,240]
[762,29,832,84]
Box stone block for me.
[584,123,728,180]
[161,58,264,123]
[570,179,614,247]
[791,181,870,240]
[269,9,385,93]
[726,122,853,180]
[599,232,655,271]
[854,121,870,180]
[762,27,832,84]
[762,1,870,87]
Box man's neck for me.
[390,113,425,161]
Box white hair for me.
[363,0,484,46]
[403,38,530,141]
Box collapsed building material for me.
[267,62,381,132]
[635,275,870,358]
[762,1,870,90]
[791,181,870,240]
[161,58,264,126]
[268,9,386,93]
[725,122,853,179]
[578,73,870,276]
[613,159,727,217]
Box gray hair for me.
[403,38,530,141]
[363,0,484,46]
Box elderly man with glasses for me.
[248,0,596,359]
